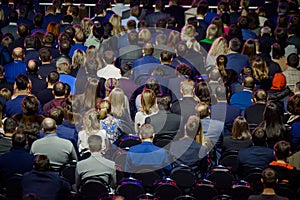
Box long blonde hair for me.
[252,57,269,80]
[109,14,124,36]
[208,36,228,57]
[83,108,101,134]
[109,88,126,118]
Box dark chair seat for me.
[193,180,218,200]
[154,178,182,200]
[116,178,145,200]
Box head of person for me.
[215,84,228,102]
[156,94,171,111]
[251,127,267,146]
[242,76,255,90]
[83,109,101,132]
[33,155,51,171]
[22,95,39,115]
[180,79,194,96]
[47,71,59,85]
[4,118,17,134]
[139,29,152,44]
[195,81,211,106]
[160,50,173,64]
[12,47,24,61]
[195,102,210,119]
[88,135,103,153]
[109,88,126,118]
[142,42,154,56]
[141,89,157,115]
[231,116,251,140]
[12,132,27,148]
[139,123,154,141]
[287,53,299,69]
[97,99,111,120]
[273,140,291,162]
[252,89,268,103]
[229,37,241,52]
[26,59,39,75]
[185,115,203,144]
[53,82,66,97]
[261,168,278,189]
[252,57,269,81]
[102,50,115,65]
[83,78,99,110]
[15,74,30,91]
[287,95,300,115]
[271,43,284,60]
[42,117,57,134]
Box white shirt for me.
[97,64,122,79]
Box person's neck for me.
[262,188,276,195]
[183,94,193,97]
[197,15,205,20]
[142,138,152,142]
[42,61,51,65]
[276,159,288,164]
[13,89,30,97]
[55,95,65,99]
[4,133,13,137]
[47,84,54,89]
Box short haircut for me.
[59,40,71,55]
[180,79,194,95]
[33,13,44,27]
[253,89,267,102]
[243,76,255,90]
[139,124,154,139]
[15,74,29,90]
[251,127,267,146]
[12,133,27,148]
[229,37,241,52]
[43,32,55,45]
[47,71,60,84]
[42,117,57,133]
[160,50,173,62]
[75,30,85,43]
[130,6,140,18]
[274,140,291,161]
[128,30,138,45]
[155,18,167,28]
[195,102,210,119]
[176,63,191,77]
[103,50,115,64]
[53,82,66,96]
[94,3,105,15]
[4,118,17,133]
[18,24,29,38]
[155,33,167,45]
[197,2,208,15]
[39,48,51,62]
[9,11,18,22]
[157,94,171,110]
[215,84,227,101]
[126,20,137,30]
[22,96,39,115]
[88,135,102,152]
[262,168,278,188]
[49,107,64,125]
[57,62,71,74]
[287,53,299,68]
[26,59,39,74]
[34,155,51,171]
[155,0,165,11]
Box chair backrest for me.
[78,175,111,200]
[219,151,239,172]
[154,178,182,200]
[116,178,145,200]
[60,160,77,185]
[132,170,161,193]
[207,168,235,194]
[231,184,254,200]
[212,194,232,200]
[274,182,298,200]
[243,168,263,195]
[193,182,218,200]
[170,165,197,188]
[4,173,23,199]
[118,135,141,149]
[175,195,198,200]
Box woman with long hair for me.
[80,17,93,38]
[71,49,86,76]
[78,109,107,156]
[79,78,100,112]
[134,89,158,133]
[46,22,60,39]
[222,116,252,153]
[109,87,131,121]
[211,16,225,38]
[252,56,271,90]
[259,102,287,148]
[109,14,124,36]
[206,36,228,67]
[195,81,212,106]
[271,42,287,71]
[241,39,257,64]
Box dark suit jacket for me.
[1,24,18,41]
[146,11,170,27]
[171,96,198,126]
[28,74,47,96]
[24,49,41,65]
[0,45,12,66]
[8,37,26,55]
[36,88,54,107]
[244,103,266,125]
[165,5,185,28]
[38,63,57,79]
[145,110,181,137]
[115,45,142,68]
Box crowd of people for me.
[0,0,300,199]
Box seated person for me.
[75,135,116,189]
[269,141,300,190]
[248,168,288,200]
[22,154,70,200]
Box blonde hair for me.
[72,49,86,69]
[252,57,269,80]
[82,78,99,110]
[0,88,12,100]
[181,25,201,52]
[208,36,228,57]
[96,99,111,120]
[80,17,93,37]
[109,88,126,118]
[138,28,152,44]
[141,89,157,115]
[109,14,124,36]
[83,108,101,134]
[180,79,195,96]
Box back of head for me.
[287,95,300,115]
[103,50,115,64]
[12,132,26,148]
[26,59,39,74]
[128,30,138,45]
[49,107,64,125]
[185,115,202,142]
[53,82,66,97]
[243,76,255,90]
[139,28,152,44]
[88,135,102,152]
[274,140,291,161]
[155,0,165,11]
[57,62,71,74]
[9,11,18,23]
[59,39,71,55]
[4,118,17,134]
[75,30,85,43]
[15,74,29,90]
[25,35,38,49]
[262,168,278,188]
[215,84,228,101]
[180,79,194,96]
[47,71,59,84]
[42,117,57,133]
[33,155,51,171]
[229,37,241,52]
[12,47,24,60]
[22,95,39,115]
[176,63,191,78]
[197,1,208,15]
[139,124,154,139]
[287,53,299,68]
[160,50,173,63]
[253,89,267,103]
[142,42,154,55]
[294,81,300,94]
[252,127,267,146]
[157,94,171,111]
[18,24,29,38]
[238,16,248,29]
[195,102,210,119]
[155,33,167,45]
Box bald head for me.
[12,47,24,60]
[42,118,57,133]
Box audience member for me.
[0,118,17,155]
[4,47,27,83]
[282,53,300,88]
